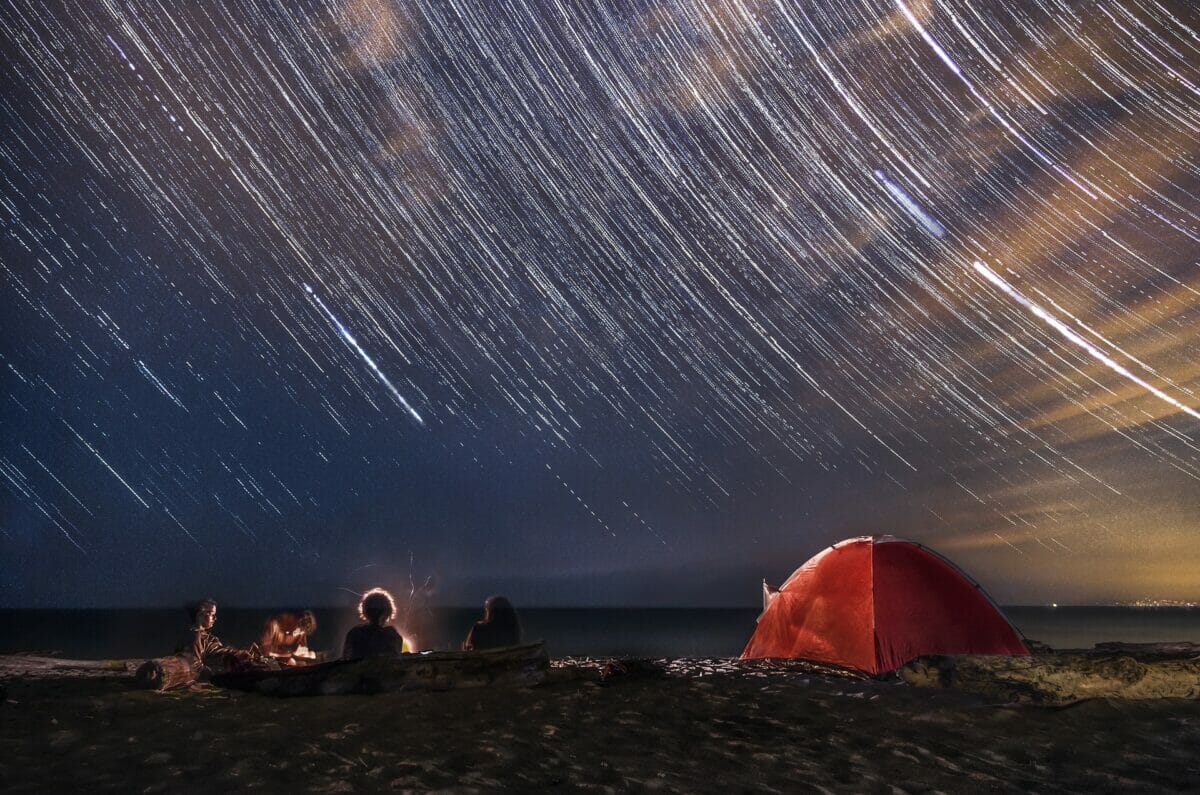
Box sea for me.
[1,606,1198,660]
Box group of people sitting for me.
[176,590,522,676]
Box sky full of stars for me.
[2,0,1198,608]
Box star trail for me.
[1,0,1197,607]
[304,281,425,424]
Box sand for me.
[2,656,1198,793]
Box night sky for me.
[2,0,1198,609]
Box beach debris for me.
[596,659,668,684]
[136,655,198,691]
[598,660,628,683]
[551,656,866,684]
[1091,641,1200,658]
[900,651,1200,703]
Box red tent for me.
[741,535,1028,674]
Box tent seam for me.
[870,536,878,671]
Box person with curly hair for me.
[342,588,404,660]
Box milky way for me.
[2,0,1198,606]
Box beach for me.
[3,656,1198,793]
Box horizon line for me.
[0,603,1195,611]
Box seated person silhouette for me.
[176,598,249,675]
[462,595,521,651]
[342,588,404,660]
[258,610,317,664]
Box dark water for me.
[0,607,1197,660]
[1004,606,1200,651]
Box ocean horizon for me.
[2,605,1197,661]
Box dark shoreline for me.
[2,652,1199,793]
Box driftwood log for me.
[0,655,137,680]
[212,641,550,696]
[900,650,1200,703]
[135,655,198,691]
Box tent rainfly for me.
[741,535,1029,674]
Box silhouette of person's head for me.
[359,588,396,627]
[482,595,519,636]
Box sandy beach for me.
[3,656,1198,793]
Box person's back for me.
[342,623,403,660]
[343,588,404,660]
[463,595,521,651]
